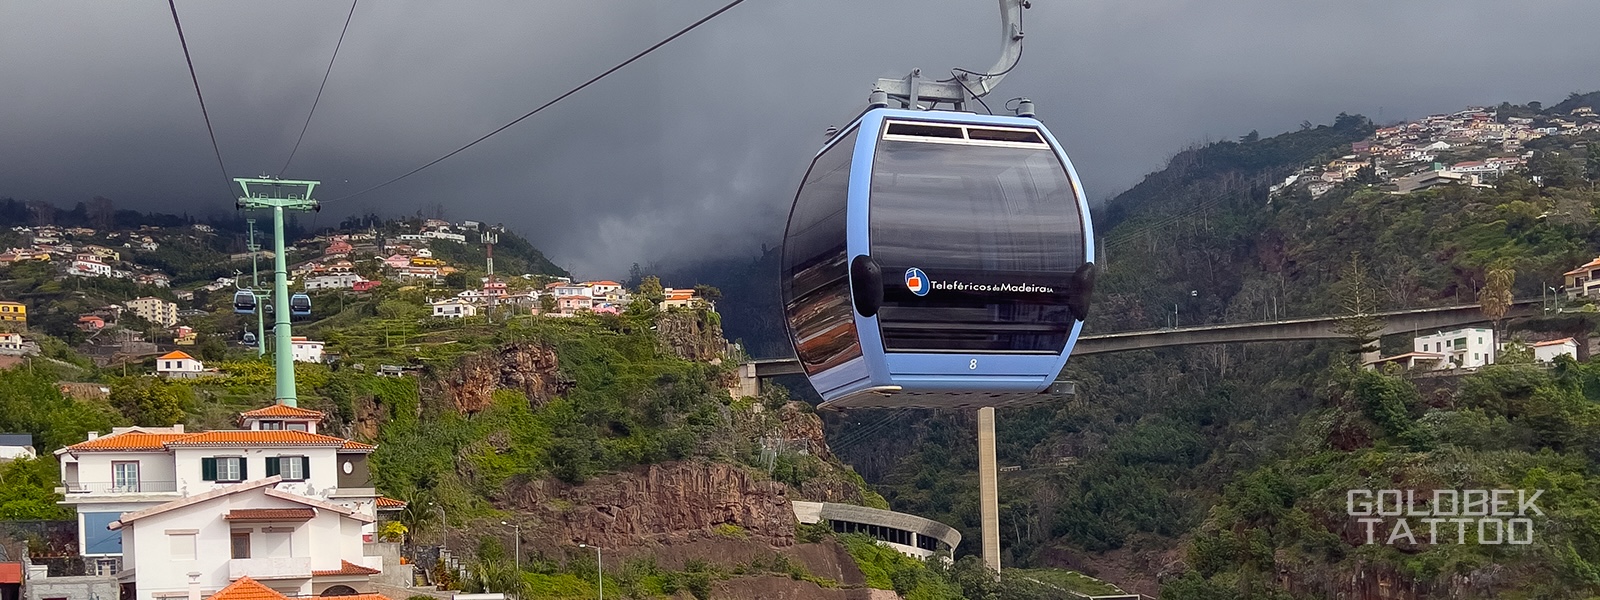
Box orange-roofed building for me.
[1564,256,1600,300]
[52,404,391,596]
[156,350,205,379]
[1531,337,1579,363]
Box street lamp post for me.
[578,543,602,600]
[430,502,446,551]
[501,521,520,568]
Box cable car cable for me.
[280,0,361,177]
[164,0,232,198]
[324,0,750,204]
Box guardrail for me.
[62,481,178,494]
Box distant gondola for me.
[233,290,257,314]
[289,293,311,319]
[242,331,257,346]
[780,108,1095,406]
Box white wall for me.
[1535,340,1578,363]
[66,451,179,491]
[125,488,370,600]
[171,447,342,497]
[1413,328,1496,368]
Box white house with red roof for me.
[1531,338,1579,363]
[52,405,403,600]
[156,351,205,379]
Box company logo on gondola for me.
[905,268,930,296]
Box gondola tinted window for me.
[782,129,862,373]
[870,125,1085,353]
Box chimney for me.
[87,431,99,440]
[187,572,202,600]
[173,424,184,433]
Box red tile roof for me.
[1565,257,1600,276]
[158,350,195,360]
[223,508,316,522]
[1531,337,1576,347]
[165,430,349,447]
[341,439,376,451]
[208,577,290,600]
[239,404,325,419]
[0,562,21,584]
[374,496,407,509]
[66,431,193,451]
[311,560,381,577]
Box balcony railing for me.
[61,480,179,494]
[229,556,312,580]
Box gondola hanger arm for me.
[871,0,1027,110]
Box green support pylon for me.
[235,177,320,407]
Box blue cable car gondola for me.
[242,331,257,346]
[289,293,311,318]
[781,108,1095,408]
[233,290,257,314]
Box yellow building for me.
[0,301,25,325]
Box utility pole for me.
[482,226,499,321]
[235,177,319,407]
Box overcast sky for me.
[3,1,1599,277]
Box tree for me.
[1586,143,1600,182]
[1332,254,1382,359]
[539,294,556,313]
[109,377,192,426]
[638,275,666,305]
[692,284,723,304]
[1478,264,1514,330]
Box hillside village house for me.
[661,288,701,309]
[304,273,364,291]
[0,301,25,327]
[0,333,23,352]
[155,351,205,378]
[1564,256,1600,300]
[290,338,324,364]
[430,298,476,318]
[69,257,114,278]
[1532,338,1580,363]
[1415,327,1497,369]
[125,297,180,328]
[51,405,398,600]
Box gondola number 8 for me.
[969,359,978,370]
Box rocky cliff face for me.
[440,342,572,413]
[505,461,797,550]
[656,309,726,363]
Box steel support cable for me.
[325,0,750,203]
[280,0,360,177]
[166,0,233,197]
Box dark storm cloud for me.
[4,1,1599,276]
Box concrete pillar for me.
[977,406,1000,573]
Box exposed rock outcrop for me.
[506,461,796,550]
[441,342,572,413]
[656,309,726,363]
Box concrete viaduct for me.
[739,299,1542,385]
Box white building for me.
[52,406,395,600]
[155,351,205,378]
[420,231,466,242]
[1531,338,1579,363]
[304,274,364,291]
[126,297,179,328]
[1413,327,1496,369]
[430,299,477,318]
[0,433,37,462]
[0,332,22,352]
[290,338,324,364]
[70,257,114,278]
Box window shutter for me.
[265,457,280,477]
[239,459,248,481]
[201,457,217,481]
[301,456,312,478]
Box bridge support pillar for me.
[978,406,1000,574]
[736,362,760,398]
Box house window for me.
[112,461,140,493]
[94,558,119,576]
[203,456,246,482]
[231,531,251,559]
[260,420,285,430]
[287,422,307,432]
[267,456,309,481]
